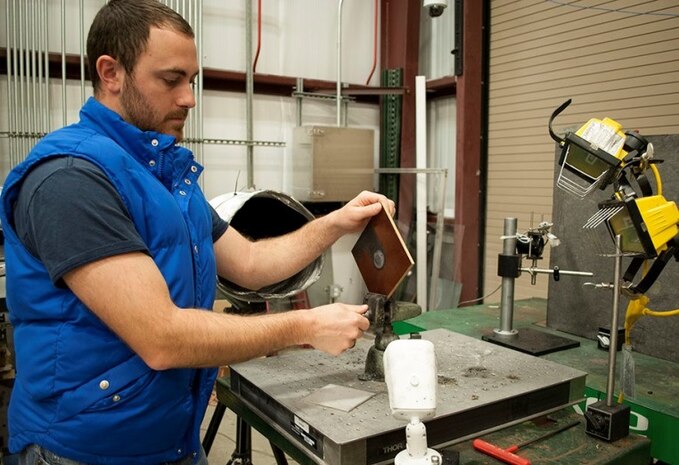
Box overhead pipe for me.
[61,0,67,126]
[188,0,195,160]
[162,0,203,172]
[3,0,7,160]
[28,0,35,152]
[245,0,255,188]
[18,0,27,157]
[28,2,40,148]
[197,0,204,171]
[178,0,193,156]
[15,0,22,158]
[79,0,85,105]
[6,0,14,166]
[253,0,262,73]
[41,0,50,137]
[4,0,51,167]
[178,0,192,155]
[365,0,378,85]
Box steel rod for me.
[38,0,45,140]
[245,0,254,188]
[375,168,448,174]
[336,0,344,127]
[497,218,518,335]
[428,168,449,310]
[30,0,37,151]
[606,234,623,407]
[519,267,594,277]
[197,0,204,173]
[12,0,18,165]
[342,97,348,127]
[61,0,67,125]
[43,0,50,135]
[18,0,27,157]
[291,91,355,102]
[188,0,194,155]
[79,0,86,104]
[415,76,427,310]
[295,78,303,126]
[182,137,285,147]
[6,0,15,165]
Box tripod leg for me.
[226,416,253,465]
[270,443,289,465]
[202,403,226,455]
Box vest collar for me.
[78,97,196,188]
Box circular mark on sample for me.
[373,249,385,269]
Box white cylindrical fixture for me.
[405,419,427,457]
[415,75,428,310]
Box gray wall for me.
[547,135,679,363]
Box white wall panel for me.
[202,1,378,84]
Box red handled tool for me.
[473,419,580,465]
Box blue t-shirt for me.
[13,156,228,285]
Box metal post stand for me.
[497,217,519,337]
[585,235,631,442]
[482,217,583,356]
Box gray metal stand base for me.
[482,327,580,356]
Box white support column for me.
[415,76,428,311]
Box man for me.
[0,1,394,464]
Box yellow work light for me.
[554,116,628,198]
[606,195,679,258]
[584,195,679,259]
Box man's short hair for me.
[87,0,194,93]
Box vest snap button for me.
[149,160,156,167]
[112,394,121,402]
[151,139,159,147]
[191,165,198,172]
[99,380,110,390]
[179,190,187,196]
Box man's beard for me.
[120,77,187,140]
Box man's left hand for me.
[331,190,395,234]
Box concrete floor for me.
[200,403,300,465]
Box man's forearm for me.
[215,191,390,291]
[149,307,311,369]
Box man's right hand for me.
[303,303,370,356]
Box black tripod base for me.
[482,327,580,356]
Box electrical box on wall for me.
[292,126,375,202]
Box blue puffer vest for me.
[0,97,218,465]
